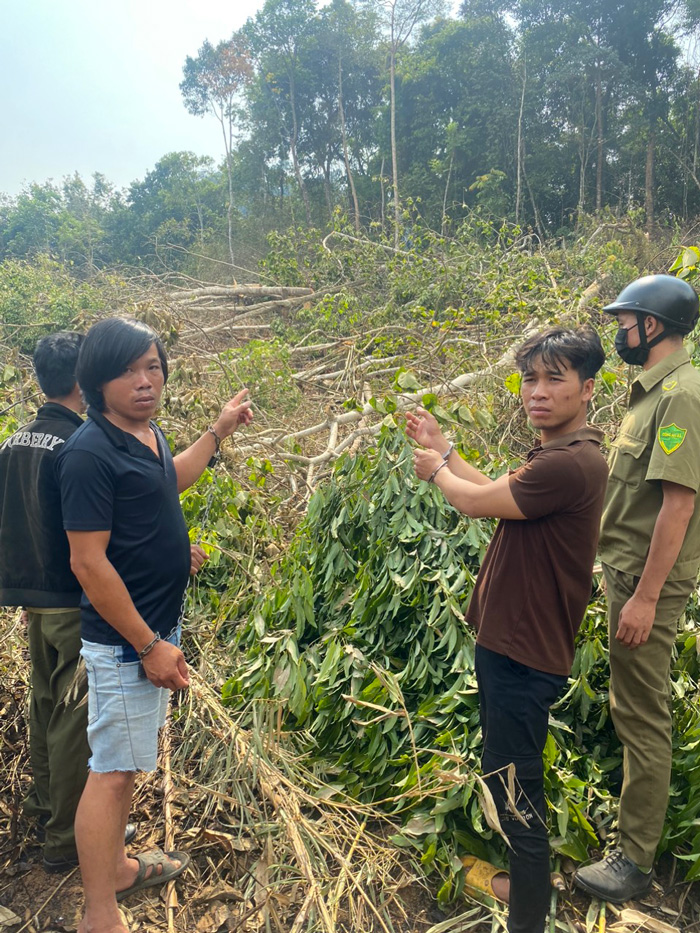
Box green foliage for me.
[219,339,302,415]
[504,372,522,395]
[4,0,700,267]
[225,427,496,872]
[179,466,282,626]
[670,244,700,283]
[180,35,253,119]
[221,421,700,887]
[469,170,509,217]
[258,222,375,290]
[0,255,114,351]
[1,218,699,894]
[116,152,228,268]
[0,175,113,266]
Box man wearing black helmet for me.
[575,274,700,903]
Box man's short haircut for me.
[515,326,605,382]
[33,331,84,399]
[77,317,168,412]
[651,317,685,339]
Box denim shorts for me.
[81,626,180,773]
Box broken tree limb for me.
[348,383,372,456]
[322,229,411,257]
[305,420,339,491]
[202,323,272,332]
[185,286,340,336]
[577,275,610,311]
[170,285,313,301]
[291,355,401,383]
[290,340,348,355]
[161,720,178,933]
[229,322,540,464]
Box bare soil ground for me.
[1,611,699,933]
[2,835,699,932]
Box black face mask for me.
[615,323,649,366]
[614,317,670,366]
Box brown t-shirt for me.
[465,427,608,676]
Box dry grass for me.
[0,607,474,933]
[2,608,698,933]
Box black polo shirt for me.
[56,407,191,646]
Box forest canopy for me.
[4,0,700,276]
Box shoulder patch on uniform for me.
[662,378,678,391]
[658,423,687,455]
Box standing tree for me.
[307,0,383,229]
[390,11,514,227]
[375,0,440,247]
[110,152,223,271]
[244,0,317,227]
[180,33,253,268]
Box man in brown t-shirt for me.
[407,327,608,933]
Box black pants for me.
[475,645,567,933]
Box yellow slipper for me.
[461,855,509,904]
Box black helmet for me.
[603,274,699,334]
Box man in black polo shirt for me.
[407,327,607,933]
[56,317,252,933]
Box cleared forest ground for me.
[2,609,699,933]
[1,221,699,931]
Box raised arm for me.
[405,408,492,486]
[173,388,253,492]
[414,459,526,520]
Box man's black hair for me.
[33,331,84,399]
[77,317,168,412]
[515,326,605,382]
[651,317,685,339]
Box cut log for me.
[169,285,313,301]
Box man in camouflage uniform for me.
[575,274,700,903]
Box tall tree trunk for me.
[279,156,286,217]
[288,70,312,227]
[225,154,235,269]
[441,150,454,235]
[690,69,700,221]
[261,161,268,223]
[645,126,655,234]
[379,156,386,231]
[694,69,700,180]
[522,152,546,241]
[389,43,401,249]
[577,128,587,226]
[595,68,604,213]
[515,59,526,225]
[216,109,236,269]
[195,200,205,251]
[323,160,333,221]
[688,71,700,221]
[338,57,360,232]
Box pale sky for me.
[0,0,267,198]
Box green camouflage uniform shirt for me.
[599,346,700,584]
